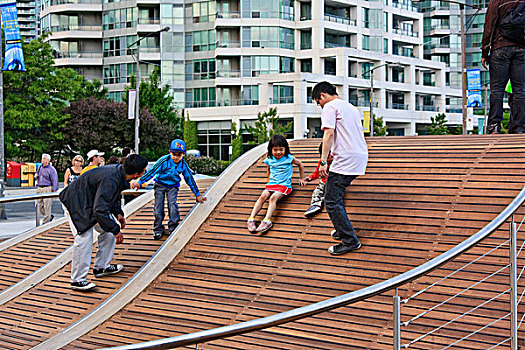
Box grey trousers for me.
[36,186,53,224]
[310,182,326,207]
[66,211,116,283]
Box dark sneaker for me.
[487,123,501,134]
[70,280,96,291]
[328,241,362,255]
[153,231,163,240]
[94,264,123,278]
[50,215,54,222]
[330,229,341,240]
[304,205,322,217]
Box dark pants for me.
[489,46,525,132]
[153,183,180,235]
[325,172,360,245]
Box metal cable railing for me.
[100,186,525,350]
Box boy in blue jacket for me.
[130,139,206,239]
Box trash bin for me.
[26,163,37,187]
[6,161,20,187]
[20,163,30,187]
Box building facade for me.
[18,0,41,41]
[41,0,463,160]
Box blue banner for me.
[0,2,25,71]
[467,69,481,91]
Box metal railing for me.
[0,189,148,229]
[324,13,357,26]
[102,186,525,350]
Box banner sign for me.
[363,111,370,133]
[467,69,482,107]
[0,2,26,71]
[128,90,136,119]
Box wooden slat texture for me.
[53,135,525,350]
[0,179,213,349]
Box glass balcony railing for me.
[270,96,294,104]
[185,99,260,108]
[324,42,352,49]
[216,70,241,78]
[446,106,462,113]
[216,41,241,48]
[392,28,418,37]
[416,105,438,111]
[46,24,102,32]
[54,51,103,59]
[216,11,241,18]
[138,18,160,25]
[324,13,357,26]
[387,102,409,110]
[46,0,99,6]
[391,1,418,11]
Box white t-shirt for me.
[321,98,368,175]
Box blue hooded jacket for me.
[137,155,200,196]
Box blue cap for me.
[169,139,186,153]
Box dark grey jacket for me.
[59,164,127,235]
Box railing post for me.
[35,199,40,227]
[510,215,517,350]
[393,288,401,350]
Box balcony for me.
[47,0,99,4]
[138,18,160,25]
[47,24,102,32]
[216,41,241,48]
[392,28,418,37]
[387,102,409,110]
[186,98,260,108]
[270,96,294,104]
[216,11,241,19]
[53,51,103,66]
[446,106,462,113]
[324,14,356,26]
[325,42,353,49]
[216,70,241,78]
[416,105,438,111]
[18,9,36,14]
[391,1,419,11]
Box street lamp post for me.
[128,26,170,154]
[363,61,400,137]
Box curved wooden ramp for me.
[0,179,213,349]
[0,135,524,349]
[54,135,525,350]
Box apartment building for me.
[18,0,41,41]
[419,0,488,111]
[41,0,462,160]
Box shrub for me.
[185,155,228,176]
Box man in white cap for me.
[81,149,105,175]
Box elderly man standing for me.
[35,153,59,224]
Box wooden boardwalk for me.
[0,135,524,349]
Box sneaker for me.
[50,215,54,222]
[487,123,501,134]
[70,280,96,291]
[330,229,341,240]
[94,264,123,278]
[153,231,163,240]
[328,241,362,255]
[304,205,322,218]
[247,219,257,232]
[256,220,273,233]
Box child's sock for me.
[248,217,255,222]
[262,218,271,223]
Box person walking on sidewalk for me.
[313,81,369,255]
[60,154,148,291]
[80,149,104,175]
[35,153,59,224]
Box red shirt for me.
[308,159,333,184]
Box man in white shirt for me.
[313,81,369,255]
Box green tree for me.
[4,35,106,161]
[426,113,449,135]
[65,97,176,161]
[373,115,387,136]
[244,107,293,145]
[183,113,198,150]
[231,121,243,161]
[126,68,183,137]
